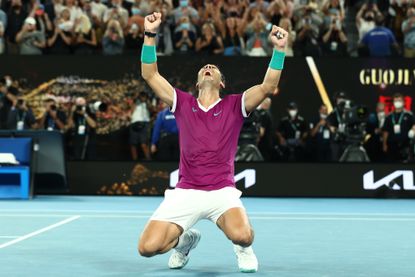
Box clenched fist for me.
[144,12,162,33]
[269,25,288,52]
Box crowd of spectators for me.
[2,74,415,163]
[0,0,414,57]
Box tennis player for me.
[138,12,287,273]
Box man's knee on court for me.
[228,227,254,246]
[138,238,162,257]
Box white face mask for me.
[320,113,327,119]
[288,110,298,118]
[377,111,385,119]
[394,101,404,109]
[5,78,12,87]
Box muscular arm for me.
[141,13,174,107]
[243,25,287,113]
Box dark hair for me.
[393,93,404,99]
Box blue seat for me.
[0,138,32,199]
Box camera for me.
[50,104,57,111]
[336,99,368,143]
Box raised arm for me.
[243,25,288,112]
[141,12,174,107]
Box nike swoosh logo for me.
[192,107,197,112]
[213,111,222,116]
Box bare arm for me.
[243,25,288,113]
[141,12,174,107]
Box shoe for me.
[234,245,258,273]
[168,229,201,269]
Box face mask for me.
[5,78,12,87]
[131,7,140,15]
[377,111,385,119]
[337,98,345,105]
[181,22,190,30]
[394,101,403,109]
[320,113,327,119]
[288,109,298,118]
[179,0,188,7]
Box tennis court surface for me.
[1,196,415,277]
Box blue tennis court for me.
[1,196,415,276]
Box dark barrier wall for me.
[2,56,414,122]
[67,161,415,198]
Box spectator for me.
[356,3,378,43]
[320,15,348,56]
[250,0,269,14]
[402,6,415,58]
[0,21,4,54]
[39,98,67,131]
[102,19,124,55]
[366,102,386,162]
[387,0,411,43]
[276,102,308,161]
[293,4,322,56]
[382,93,415,162]
[310,104,332,162]
[66,97,97,160]
[244,13,271,56]
[47,9,74,54]
[257,97,274,161]
[361,15,401,57]
[65,0,84,22]
[125,23,143,54]
[223,0,245,18]
[7,98,36,130]
[217,16,245,56]
[174,16,196,53]
[73,14,97,54]
[15,17,46,55]
[279,17,295,56]
[327,91,347,161]
[129,91,151,160]
[195,23,224,54]
[34,4,53,35]
[0,6,6,30]
[155,5,174,55]
[131,0,152,16]
[103,0,129,27]
[150,102,179,161]
[5,0,28,54]
[128,2,145,29]
[90,0,108,23]
[172,0,199,26]
[0,76,18,129]
[321,0,344,29]
[267,0,286,26]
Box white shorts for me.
[150,186,245,232]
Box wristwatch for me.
[144,31,157,38]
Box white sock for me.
[175,231,190,250]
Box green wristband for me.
[269,49,285,70]
[141,45,157,64]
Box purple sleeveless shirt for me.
[171,88,248,191]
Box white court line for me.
[1,214,415,221]
[2,209,415,217]
[0,215,80,249]
[0,236,20,239]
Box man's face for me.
[319,105,328,115]
[197,64,223,89]
[376,103,385,113]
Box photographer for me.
[327,91,347,161]
[7,98,36,130]
[0,76,18,129]
[382,93,415,162]
[257,97,274,161]
[66,97,97,160]
[276,102,308,161]
[39,98,67,131]
[310,104,332,162]
[365,102,386,162]
[129,91,151,160]
[173,16,196,54]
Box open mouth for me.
[204,71,212,77]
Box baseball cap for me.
[25,17,36,25]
